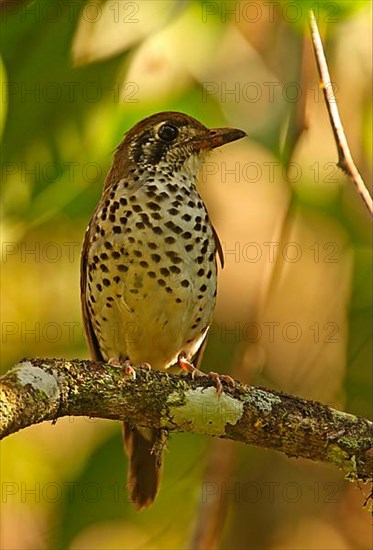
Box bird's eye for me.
[158,123,179,142]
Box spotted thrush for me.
[80,112,246,509]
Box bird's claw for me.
[177,354,195,374]
[107,358,152,380]
[177,354,235,394]
[124,360,152,379]
[208,371,235,395]
[124,360,137,380]
[191,368,205,380]
[138,362,152,371]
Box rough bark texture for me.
[0,358,372,482]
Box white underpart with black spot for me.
[85,156,218,370]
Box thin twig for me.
[308,9,372,215]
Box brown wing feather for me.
[80,221,104,362]
[191,225,223,369]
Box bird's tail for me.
[122,422,163,510]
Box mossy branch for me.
[0,358,372,483]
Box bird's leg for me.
[108,357,137,379]
[108,358,151,379]
[137,362,152,371]
[178,353,204,378]
[207,371,235,395]
[177,354,235,395]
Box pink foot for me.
[178,354,235,394]
[124,360,137,380]
[108,358,137,380]
[208,371,235,395]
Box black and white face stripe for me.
[129,116,207,169]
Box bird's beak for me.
[192,127,246,151]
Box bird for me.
[80,111,246,509]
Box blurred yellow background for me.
[1,1,371,549]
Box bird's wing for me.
[80,219,105,362]
[192,334,208,370]
[212,224,224,269]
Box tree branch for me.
[1,358,371,483]
[308,9,373,215]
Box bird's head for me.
[112,111,246,179]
